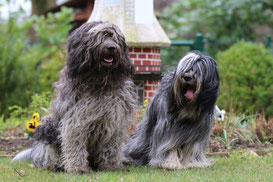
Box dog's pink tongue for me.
[184,89,194,100]
[104,57,113,63]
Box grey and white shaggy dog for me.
[123,51,219,169]
[13,21,137,173]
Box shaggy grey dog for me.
[123,51,219,169]
[13,21,137,173]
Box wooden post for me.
[266,35,271,49]
[195,33,204,52]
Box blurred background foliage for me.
[0,6,72,117]
[160,0,273,60]
[0,0,272,120]
[0,0,271,151]
[217,42,273,117]
[159,0,273,117]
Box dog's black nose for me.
[107,45,116,52]
[183,75,192,82]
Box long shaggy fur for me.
[123,51,219,169]
[13,21,137,173]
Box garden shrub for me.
[0,7,73,117]
[160,0,273,59]
[217,42,273,117]
[254,115,273,143]
[1,92,52,130]
[0,17,34,116]
[39,51,65,92]
[8,91,52,121]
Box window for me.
[134,81,144,106]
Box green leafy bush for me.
[27,7,73,92]
[1,92,52,130]
[28,91,52,116]
[0,7,73,116]
[0,17,34,116]
[160,0,273,58]
[39,51,65,92]
[217,42,273,117]
[8,91,52,121]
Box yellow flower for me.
[32,113,40,122]
[26,113,40,133]
[144,99,149,107]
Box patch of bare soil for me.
[127,117,272,156]
[1,119,271,158]
[209,135,272,153]
[0,126,32,157]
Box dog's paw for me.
[46,164,64,172]
[160,162,184,170]
[66,167,92,174]
[121,156,133,165]
[98,163,125,171]
[184,161,213,169]
[150,160,184,170]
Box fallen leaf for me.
[20,170,25,176]
[124,168,130,173]
[50,174,57,178]
[248,150,258,157]
[28,164,34,168]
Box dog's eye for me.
[104,32,113,38]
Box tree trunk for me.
[31,0,56,15]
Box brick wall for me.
[144,80,160,101]
[129,47,161,72]
[129,47,161,102]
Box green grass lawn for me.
[0,152,272,182]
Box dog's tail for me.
[12,142,50,168]
[12,148,32,162]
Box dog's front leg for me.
[96,133,124,171]
[60,121,91,173]
[149,149,184,170]
[181,141,213,169]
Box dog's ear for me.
[66,22,101,77]
[113,25,134,76]
[198,57,220,113]
[120,41,134,76]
